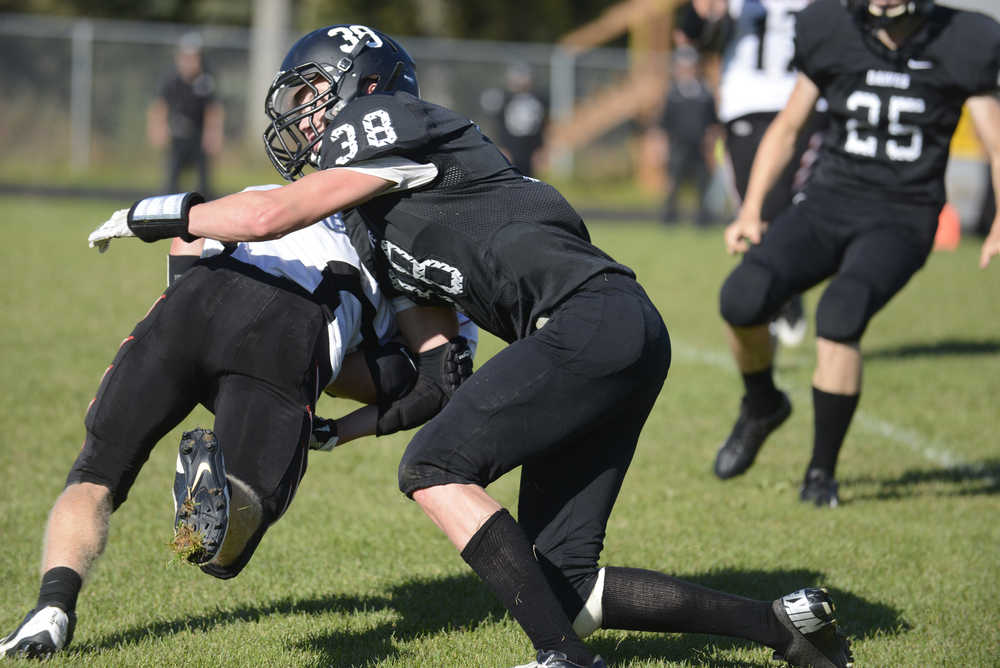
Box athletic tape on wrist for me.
[128,192,203,243]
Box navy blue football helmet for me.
[263,25,419,180]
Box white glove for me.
[88,208,134,253]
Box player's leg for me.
[715,196,843,479]
[663,142,691,224]
[803,207,938,506]
[190,273,331,577]
[404,274,668,666]
[2,288,201,659]
[767,113,826,348]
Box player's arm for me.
[146,97,168,148]
[967,93,1000,268]
[187,168,394,242]
[167,237,204,286]
[312,307,473,450]
[202,101,224,157]
[373,305,472,436]
[725,73,820,254]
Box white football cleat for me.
[0,605,76,659]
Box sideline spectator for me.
[147,33,224,198]
[480,63,548,177]
[659,46,721,225]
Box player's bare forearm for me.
[186,168,393,242]
[333,405,378,446]
[742,74,820,218]
[395,305,459,353]
[967,94,1000,268]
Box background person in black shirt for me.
[147,33,224,198]
[658,46,722,225]
[480,63,548,177]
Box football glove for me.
[309,417,340,451]
[376,336,473,436]
[87,208,133,253]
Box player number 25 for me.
[329,109,399,166]
[844,91,925,162]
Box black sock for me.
[601,567,792,650]
[461,510,593,665]
[809,387,860,477]
[37,567,83,614]
[742,368,782,416]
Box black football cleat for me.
[800,468,840,508]
[772,588,854,668]
[513,650,608,668]
[714,391,792,479]
[173,428,230,564]
[0,605,76,659]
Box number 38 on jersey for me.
[328,109,399,165]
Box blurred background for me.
[0,0,996,227]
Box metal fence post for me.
[549,46,575,178]
[70,18,93,168]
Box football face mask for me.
[844,0,934,29]
[263,65,342,181]
[262,25,419,181]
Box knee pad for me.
[816,276,872,342]
[719,260,776,327]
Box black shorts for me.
[741,185,940,330]
[399,273,670,591]
[68,255,332,523]
[726,111,826,222]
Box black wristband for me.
[127,192,204,243]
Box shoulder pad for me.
[936,10,1000,95]
[793,0,854,83]
[319,92,470,168]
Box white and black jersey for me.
[318,92,635,343]
[719,0,813,122]
[202,187,395,380]
[795,0,1000,205]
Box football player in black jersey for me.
[98,25,855,668]
[715,0,1000,506]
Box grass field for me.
[1,195,998,667]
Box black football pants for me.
[68,257,331,527]
[398,273,671,615]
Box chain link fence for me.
[0,13,637,190]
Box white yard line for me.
[671,341,986,473]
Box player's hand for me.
[308,416,339,451]
[88,208,134,253]
[979,220,1000,269]
[724,214,766,255]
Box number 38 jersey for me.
[318,92,634,343]
[794,0,1000,205]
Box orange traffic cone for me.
[934,202,961,251]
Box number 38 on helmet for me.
[263,25,419,180]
